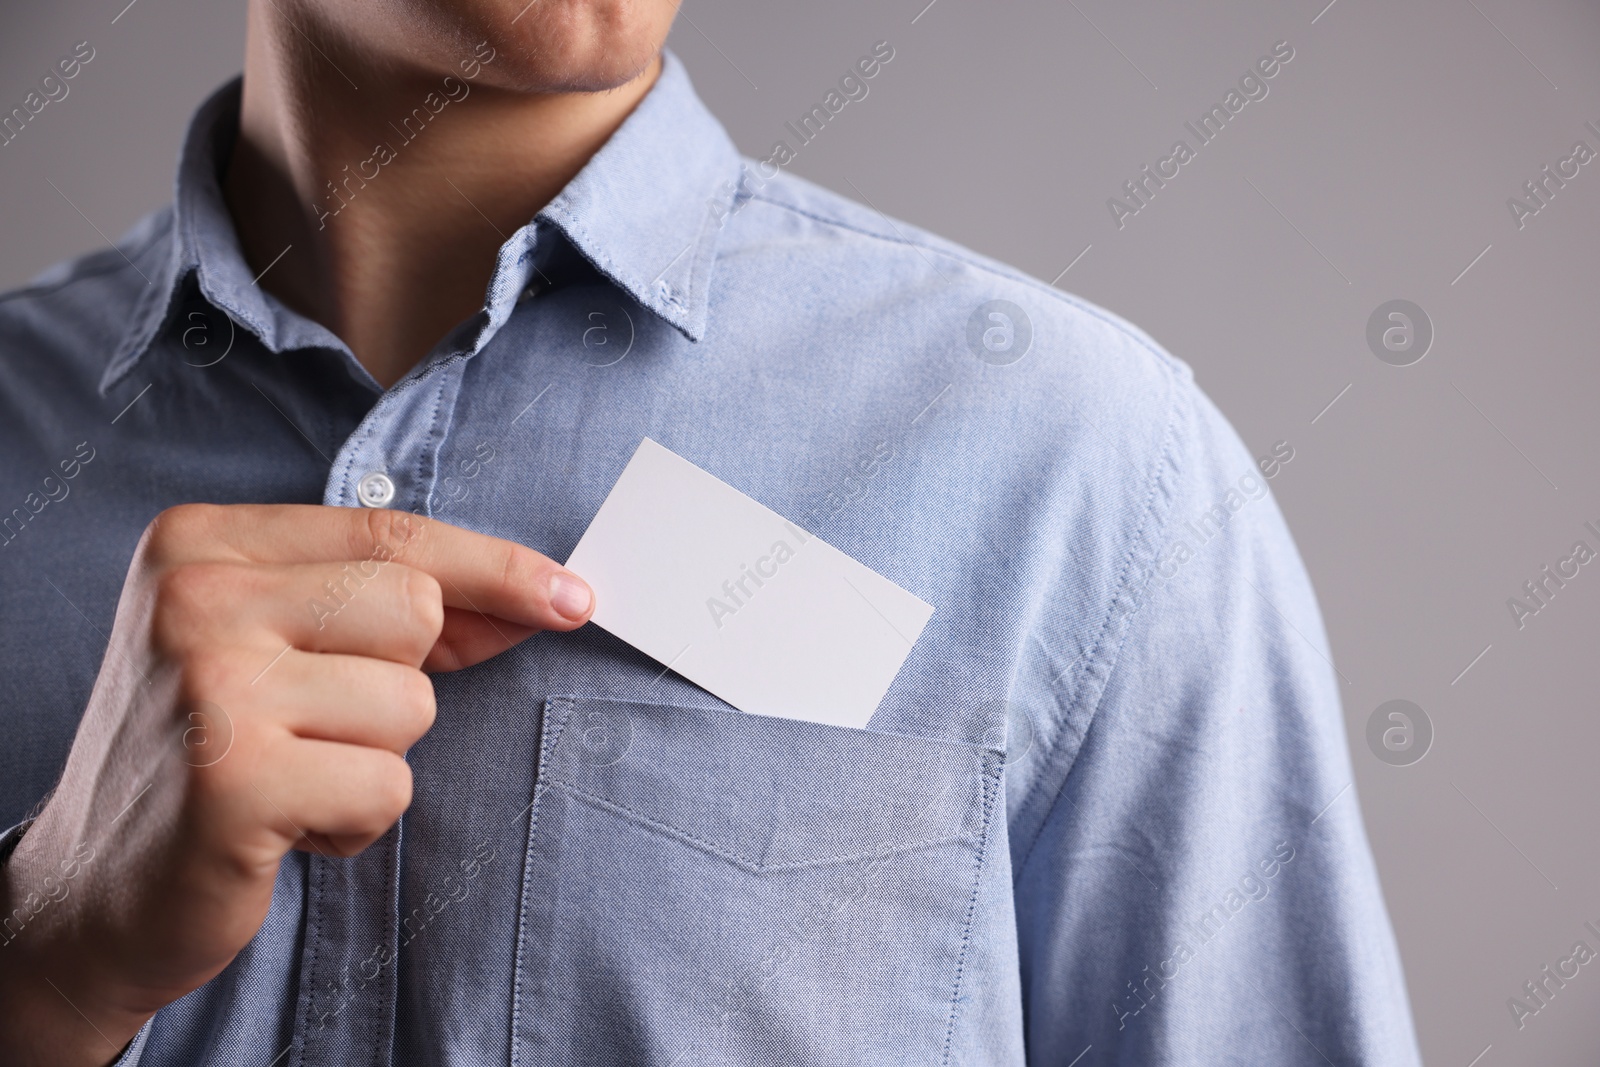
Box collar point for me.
[649,296,706,344]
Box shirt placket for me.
[287,362,464,1067]
[289,233,543,1065]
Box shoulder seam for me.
[1008,355,1193,879]
[744,190,1184,376]
[747,191,1028,284]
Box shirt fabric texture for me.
[0,50,1422,1066]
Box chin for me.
[359,0,679,93]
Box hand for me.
[0,504,592,1066]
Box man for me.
[0,1,1422,1063]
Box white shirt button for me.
[357,471,396,508]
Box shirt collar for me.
[102,49,741,394]
[536,50,738,343]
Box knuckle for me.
[142,503,222,566]
[374,755,414,819]
[151,563,232,650]
[185,716,258,802]
[397,669,437,735]
[498,542,559,615]
[179,649,238,704]
[155,562,218,611]
[359,508,423,567]
[187,739,245,802]
[399,566,445,640]
[327,835,374,859]
[497,542,542,596]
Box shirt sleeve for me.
[1008,380,1422,1064]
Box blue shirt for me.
[0,51,1421,1066]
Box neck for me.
[223,4,661,388]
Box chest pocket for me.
[510,696,1001,1067]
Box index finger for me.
[155,503,595,630]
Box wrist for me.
[0,828,148,1066]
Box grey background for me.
[3,1,1597,1063]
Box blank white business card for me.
[564,439,934,730]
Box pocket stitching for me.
[510,694,576,1067]
[546,776,981,874]
[940,753,1005,1066]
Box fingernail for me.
[548,572,593,621]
